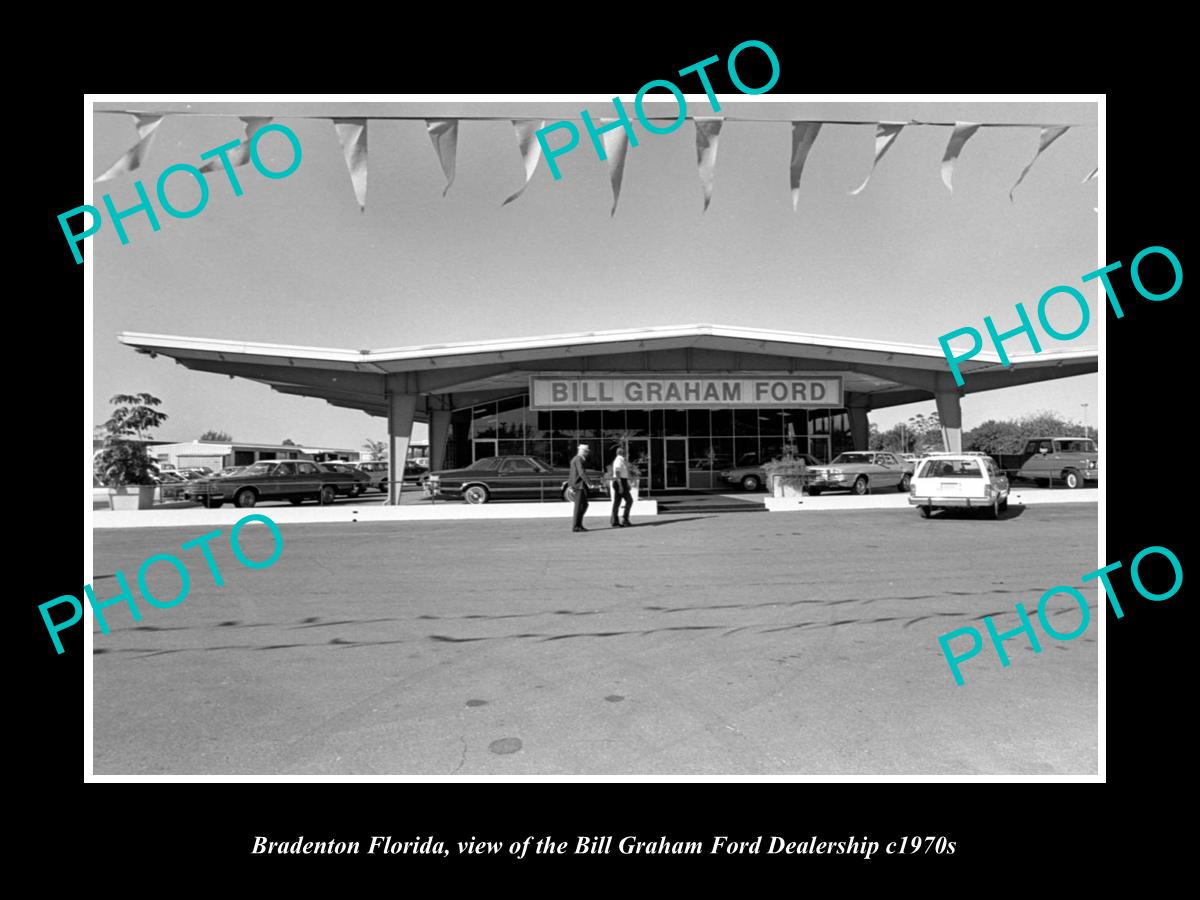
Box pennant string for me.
[333,118,368,211]
[789,122,822,211]
[850,122,904,196]
[426,119,458,196]
[695,117,724,212]
[599,119,630,216]
[197,117,273,174]
[502,119,545,206]
[95,114,164,182]
[940,122,981,193]
[1009,125,1069,201]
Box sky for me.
[90,98,1099,449]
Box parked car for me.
[353,460,428,492]
[718,452,820,492]
[212,466,246,478]
[909,454,1010,519]
[423,455,602,504]
[185,460,359,508]
[319,462,371,496]
[1015,436,1098,489]
[806,451,914,495]
[177,466,213,479]
[154,470,190,501]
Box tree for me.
[199,430,232,442]
[281,438,297,446]
[363,439,388,461]
[964,410,1099,455]
[104,393,167,441]
[96,393,168,486]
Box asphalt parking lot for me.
[92,504,1098,775]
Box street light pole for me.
[1081,403,1089,439]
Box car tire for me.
[464,484,490,505]
[234,489,257,509]
[920,505,933,518]
[741,475,761,492]
[898,473,911,492]
[852,476,869,495]
[999,496,1009,512]
[1063,469,1082,489]
[319,485,336,506]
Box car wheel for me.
[852,476,869,495]
[898,473,911,492]
[464,485,490,505]
[999,496,1009,512]
[741,474,761,492]
[920,505,933,518]
[319,485,336,505]
[234,489,257,509]
[1063,469,1082,489]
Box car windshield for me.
[241,463,272,476]
[1055,440,1096,453]
[918,459,983,478]
[830,453,874,465]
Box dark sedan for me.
[318,462,371,496]
[185,460,360,508]
[422,455,602,504]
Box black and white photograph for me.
[82,91,1103,779]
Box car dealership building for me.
[120,324,1097,502]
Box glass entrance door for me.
[664,437,688,489]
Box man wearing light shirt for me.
[610,443,634,528]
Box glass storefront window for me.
[471,403,498,439]
[602,410,626,434]
[497,396,527,439]
[498,440,524,457]
[809,409,830,434]
[709,438,733,471]
[687,409,710,438]
[577,409,601,438]
[710,409,733,437]
[649,409,664,438]
[626,409,649,436]
[527,440,551,463]
[734,437,759,467]
[664,409,687,436]
[734,409,758,436]
[551,410,577,438]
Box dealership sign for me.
[529,375,843,409]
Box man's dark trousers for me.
[611,478,632,524]
[573,487,589,529]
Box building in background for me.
[121,324,1096,502]
[152,440,360,471]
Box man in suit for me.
[570,443,591,532]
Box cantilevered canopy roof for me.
[119,323,1098,420]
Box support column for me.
[387,392,417,505]
[428,407,452,473]
[934,387,963,452]
[847,404,870,451]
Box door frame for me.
[663,437,688,489]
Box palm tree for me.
[363,439,388,461]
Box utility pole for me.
[1081,403,1089,439]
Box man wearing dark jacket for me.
[569,443,591,532]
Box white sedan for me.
[908,454,1010,519]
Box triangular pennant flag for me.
[599,119,630,216]
[790,122,822,211]
[1009,125,1069,201]
[1082,166,1098,183]
[96,113,165,182]
[695,117,724,212]
[850,122,905,196]
[941,122,981,193]
[502,119,545,206]
[426,119,458,196]
[198,117,273,174]
[333,118,368,211]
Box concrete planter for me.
[770,474,805,498]
[108,484,157,510]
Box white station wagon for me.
[908,453,1010,519]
